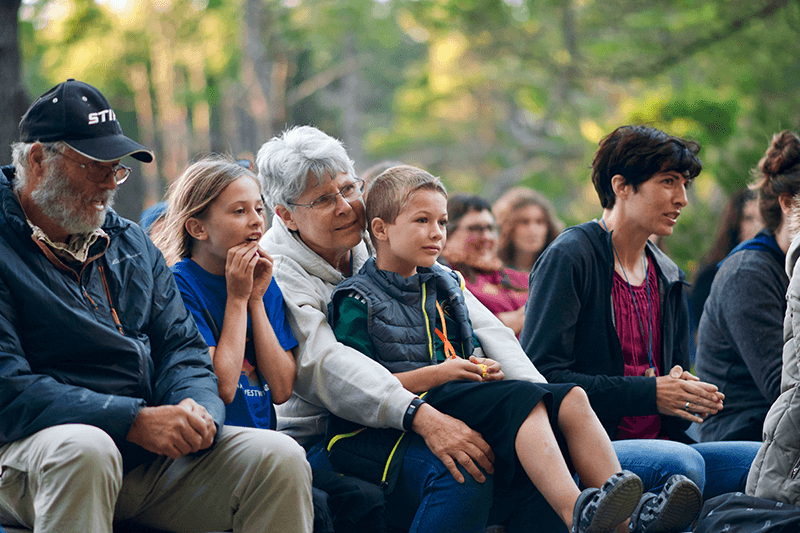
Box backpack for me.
[694,492,800,533]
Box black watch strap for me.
[402,397,426,432]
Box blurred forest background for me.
[2,0,800,275]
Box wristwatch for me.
[402,397,426,432]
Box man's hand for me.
[179,398,216,448]
[411,403,494,484]
[656,365,725,423]
[126,398,216,459]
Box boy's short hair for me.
[366,165,447,238]
[591,125,702,209]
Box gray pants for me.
[0,424,313,533]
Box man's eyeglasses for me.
[289,179,365,211]
[48,147,131,185]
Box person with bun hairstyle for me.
[695,131,800,442]
[747,138,800,506]
[521,124,761,506]
[494,187,564,273]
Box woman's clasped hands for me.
[656,364,724,423]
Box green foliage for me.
[15,0,800,272]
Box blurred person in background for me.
[493,187,564,274]
[690,188,762,330]
[695,131,800,442]
[440,195,529,336]
[139,200,167,236]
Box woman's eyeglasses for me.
[289,179,365,211]
[463,223,499,235]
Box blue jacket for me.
[0,166,224,467]
[329,258,474,373]
[520,221,693,441]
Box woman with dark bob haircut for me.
[521,125,761,525]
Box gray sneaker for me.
[628,475,702,533]
[572,470,643,533]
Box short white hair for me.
[256,126,356,211]
[10,140,66,192]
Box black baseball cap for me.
[19,79,154,163]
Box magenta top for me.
[612,254,663,440]
[463,269,529,316]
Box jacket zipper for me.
[98,265,125,335]
[380,390,430,487]
[421,281,434,362]
[83,288,99,310]
[791,454,800,479]
[325,428,406,489]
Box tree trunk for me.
[241,0,273,151]
[129,64,161,207]
[339,34,365,170]
[0,1,30,166]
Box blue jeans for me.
[612,439,761,499]
[308,436,493,533]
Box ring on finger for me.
[684,401,691,410]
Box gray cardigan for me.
[695,231,786,442]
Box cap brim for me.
[65,135,154,163]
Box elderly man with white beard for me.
[0,80,313,533]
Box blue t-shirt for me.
[171,258,298,430]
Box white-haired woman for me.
[258,126,560,532]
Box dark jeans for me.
[309,436,561,533]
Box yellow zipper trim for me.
[455,270,466,291]
[327,427,366,452]
[421,281,434,361]
[453,271,467,357]
[381,390,429,484]
[381,432,406,484]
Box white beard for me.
[30,159,115,235]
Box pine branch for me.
[607,0,790,79]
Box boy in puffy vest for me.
[327,165,699,533]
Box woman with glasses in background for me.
[439,195,530,336]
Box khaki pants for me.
[0,424,313,533]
